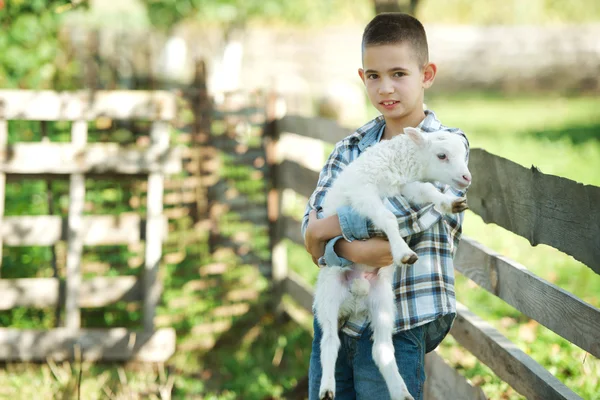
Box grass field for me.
[0,92,598,399]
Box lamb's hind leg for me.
[314,267,351,400]
[351,191,417,265]
[369,269,413,400]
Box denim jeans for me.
[308,318,427,400]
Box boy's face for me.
[358,43,435,126]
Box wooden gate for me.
[0,90,180,362]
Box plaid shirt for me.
[302,110,470,351]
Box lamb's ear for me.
[404,127,426,147]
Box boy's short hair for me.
[362,13,429,67]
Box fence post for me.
[191,59,211,224]
[65,116,88,329]
[265,92,288,314]
[143,118,169,332]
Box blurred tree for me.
[373,0,420,15]
[0,0,87,89]
[141,0,372,30]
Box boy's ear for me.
[404,127,426,146]
[422,62,437,88]
[358,68,366,84]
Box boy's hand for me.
[304,210,326,266]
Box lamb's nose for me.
[462,173,471,183]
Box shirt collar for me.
[358,109,441,151]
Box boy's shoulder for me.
[422,109,469,145]
[336,115,386,150]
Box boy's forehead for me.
[361,43,421,69]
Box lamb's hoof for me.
[451,197,469,213]
[319,390,334,400]
[392,391,414,400]
[401,253,418,265]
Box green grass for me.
[290,92,600,399]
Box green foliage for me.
[0,0,86,88]
[141,0,600,30]
[141,0,372,29]
[418,0,600,24]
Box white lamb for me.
[314,127,471,400]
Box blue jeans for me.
[308,318,426,400]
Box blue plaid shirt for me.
[302,110,470,352]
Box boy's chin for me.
[378,107,406,119]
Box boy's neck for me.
[381,110,426,140]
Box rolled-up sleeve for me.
[322,236,353,267]
[337,205,370,241]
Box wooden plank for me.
[275,115,353,145]
[424,352,486,400]
[280,160,320,199]
[264,117,288,314]
[455,237,600,358]
[143,121,168,331]
[284,272,314,313]
[0,143,181,175]
[0,90,176,121]
[0,327,176,362]
[467,148,600,274]
[451,302,581,400]
[1,215,167,246]
[0,276,142,309]
[65,120,87,329]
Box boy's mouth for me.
[380,100,399,108]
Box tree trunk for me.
[373,0,420,15]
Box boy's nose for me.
[379,86,394,94]
[378,79,394,94]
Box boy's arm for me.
[301,140,350,265]
[305,210,393,267]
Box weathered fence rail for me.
[0,89,180,362]
[266,114,599,399]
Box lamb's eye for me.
[437,153,447,160]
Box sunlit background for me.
[0,0,599,399]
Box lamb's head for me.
[404,127,472,190]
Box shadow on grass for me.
[151,233,312,399]
[168,286,312,399]
[526,121,600,144]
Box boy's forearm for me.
[334,237,393,267]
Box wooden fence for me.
[0,90,180,362]
[266,115,600,399]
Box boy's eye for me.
[437,153,447,160]
[367,74,378,80]
[393,72,406,77]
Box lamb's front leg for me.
[402,181,468,214]
[350,190,417,265]
[314,267,352,400]
[368,268,414,400]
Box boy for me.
[302,13,469,400]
